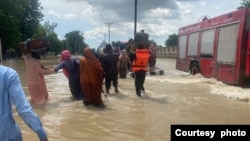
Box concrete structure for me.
[156,45,177,59]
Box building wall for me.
[156,46,177,58]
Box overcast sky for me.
[39,0,242,48]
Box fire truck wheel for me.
[190,63,200,75]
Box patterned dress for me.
[23,55,54,104]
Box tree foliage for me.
[238,0,250,9]
[19,0,43,41]
[33,21,62,55]
[61,39,70,50]
[48,32,62,56]
[34,25,47,38]
[0,0,21,52]
[111,41,122,47]
[65,30,85,55]
[0,0,43,58]
[149,39,157,46]
[165,34,178,47]
[43,21,58,37]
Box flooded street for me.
[2,57,250,141]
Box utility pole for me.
[104,21,113,43]
[0,39,2,63]
[134,0,137,38]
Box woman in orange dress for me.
[79,47,105,108]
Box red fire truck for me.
[176,8,250,86]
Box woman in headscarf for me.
[80,47,105,108]
[22,52,54,104]
[53,50,83,100]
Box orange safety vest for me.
[132,49,150,72]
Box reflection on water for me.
[2,57,250,141]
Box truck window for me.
[188,32,199,57]
[216,23,239,64]
[178,35,187,59]
[200,28,215,57]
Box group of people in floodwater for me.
[22,37,157,108]
[0,32,157,140]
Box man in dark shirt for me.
[100,44,120,94]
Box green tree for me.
[238,0,250,9]
[33,21,63,55]
[149,39,157,46]
[0,0,22,55]
[111,41,117,47]
[61,39,70,50]
[48,32,62,56]
[43,21,57,37]
[33,25,47,38]
[0,0,43,58]
[33,21,57,38]
[165,34,178,47]
[65,30,84,55]
[33,21,62,55]
[19,0,43,41]
[111,41,122,47]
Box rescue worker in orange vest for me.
[131,44,150,97]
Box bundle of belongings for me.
[134,30,149,48]
[19,38,50,55]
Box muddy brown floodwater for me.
[2,57,250,141]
